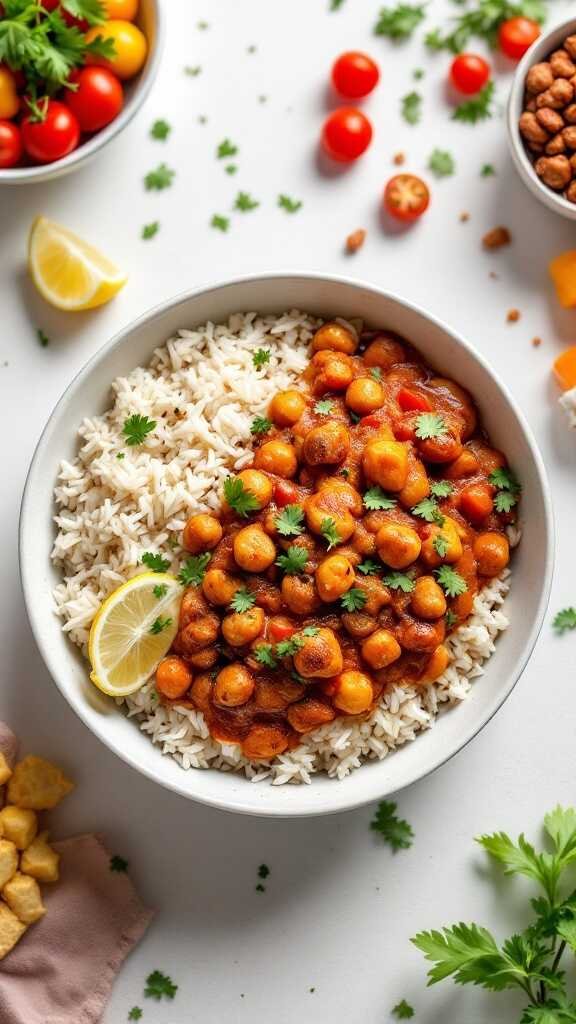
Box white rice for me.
[559,384,576,428]
[52,310,513,785]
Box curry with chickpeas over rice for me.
[151,320,520,763]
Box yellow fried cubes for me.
[0,840,18,889]
[20,832,60,883]
[0,753,12,786]
[0,903,27,958]
[0,806,38,851]
[3,872,46,925]
[7,756,74,810]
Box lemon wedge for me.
[88,573,181,697]
[28,216,127,311]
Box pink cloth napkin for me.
[0,725,154,1024]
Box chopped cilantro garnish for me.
[341,587,367,613]
[453,81,494,124]
[275,504,305,537]
[430,480,453,498]
[481,163,496,177]
[123,414,156,446]
[254,644,278,668]
[225,164,238,175]
[251,416,272,435]
[415,412,447,440]
[178,552,211,587]
[371,800,414,851]
[217,138,238,159]
[184,64,201,76]
[258,864,270,878]
[150,119,171,141]
[435,565,468,597]
[110,855,128,872]
[445,609,458,629]
[494,491,518,513]
[363,487,397,511]
[153,584,168,599]
[150,616,172,635]
[234,191,259,212]
[392,999,415,1019]
[229,586,256,613]
[141,552,170,573]
[489,466,520,513]
[223,476,260,517]
[142,221,160,240]
[401,91,422,125]
[553,608,576,635]
[374,3,426,39]
[278,194,302,213]
[412,497,444,525]
[428,148,455,177]
[358,559,382,576]
[314,399,334,415]
[128,1009,143,1021]
[320,517,341,550]
[144,970,178,1001]
[433,533,449,558]
[275,546,308,575]
[144,164,175,190]
[211,214,229,232]
[252,348,271,369]
[384,571,415,593]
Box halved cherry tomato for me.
[384,174,430,222]
[498,17,540,60]
[359,414,382,429]
[450,53,490,95]
[0,66,19,119]
[398,387,432,412]
[0,120,22,168]
[321,107,373,162]
[21,100,80,164]
[85,20,147,80]
[104,0,139,18]
[66,67,123,132]
[268,618,297,643]
[331,51,380,99]
[273,480,299,506]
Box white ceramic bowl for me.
[19,274,554,817]
[507,16,576,219]
[0,0,163,186]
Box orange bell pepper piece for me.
[549,251,576,308]
[554,347,576,390]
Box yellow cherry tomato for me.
[103,0,139,19]
[85,20,147,80]
[0,66,19,120]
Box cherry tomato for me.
[66,67,123,132]
[273,479,299,506]
[321,107,373,162]
[384,174,430,222]
[498,17,540,60]
[103,0,139,19]
[0,66,19,119]
[397,388,432,413]
[85,20,147,80]
[21,100,80,164]
[268,619,297,643]
[359,414,382,429]
[450,53,490,95]
[331,51,380,99]
[0,120,22,168]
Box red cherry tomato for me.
[66,67,123,132]
[268,619,297,643]
[384,174,430,222]
[321,107,373,162]
[0,119,22,168]
[21,100,80,164]
[331,51,380,99]
[498,17,540,60]
[450,53,490,94]
[273,479,299,506]
[398,388,432,413]
[359,414,382,429]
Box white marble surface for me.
[1,1,576,1020]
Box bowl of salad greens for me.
[0,0,163,184]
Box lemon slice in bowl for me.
[28,216,128,311]
[88,573,181,697]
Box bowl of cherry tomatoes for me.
[0,0,163,184]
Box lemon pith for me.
[28,216,127,312]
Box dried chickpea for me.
[312,322,358,355]
[566,103,576,123]
[376,521,421,569]
[550,50,576,79]
[345,377,384,415]
[333,671,373,715]
[473,531,510,576]
[235,469,273,508]
[269,389,307,427]
[156,656,193,699]
[563,125,576,148]
[183,513,223,554]
[233,525,276,572]
[519,111,549,145]
[202,568,242,606]
[363,439,409,491]
[222,606,265,647]
[253,440,298,478]
[316,554,355,602]
[536,107,565,134]
[546,133,566,155]
[526,62,554,93]
[535,155,572,189]
[411,577,447,620]
[551,78,574,104]
[566,180,576,203]
[565,35,576,59]
[361,628,401,670]
[303,422,350,466]
[363,334,406,369]
[214,663,255,707]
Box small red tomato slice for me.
[321,107,373,162]
[359,414,382,429]
[384,174,430,222]
[398,388,432,413]
[66,67,124,133]
[498,17,540,60]
[21,100,80,163]
[450,53,491,94]
[0,119,22,168]
[273,480,299,506]
[331,51,380,99]
[268,619,297,643]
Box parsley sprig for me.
[341,587,367,613]
[320,517,341,550]
[428,149,455,177]
[358,559,382,576]
[144,970,178,1001]
[123,414,156,446]
[401,91,422,125]
[453,81,495,124]
[275,504,305,537]
[415,412,447,440]
[234,191,259,212]
[430,480,453,498]
[229,586,256,613]
[553,608,576,635]
[371,800,414,851]
[252,348,271,369]
[374,3,426,40]
[278,194,302,213]
[435,565,467,597]
[178,553,211,587]
[363,487,397,511]
[223,476,260,517]
[251,416,272,435]
[489,466,521,513]
[314,399,334,415]
[144,164,175,190]
[275,546,308,575]
[150,616,172,634]
[150,119,171,141]
[392,1000,415,1020]
[141,552,170,573]
[425,0,546,53]
[412,497,444,525]
[384,571,415,593]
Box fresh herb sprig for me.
[141,552,170,573]
[251,416,272,435]
[275,504,305,537]
[415,413,447,440]
[401,91,422,125]
[428,149,455,177]
[223,476,260,517]
[179,553,211,587]
[363,487,397,511]
[374,3,426,40]
[553,608,576,635]
[425,0,546,53]
[341,587,367,613]
[489,466,521,513]
[371,800,414,851]
[275,546,308,575]
[453,81,495,124]
[229,586,256,613]
[144,970,178,1001]
[320,517,341,550]
[123,414,156,446]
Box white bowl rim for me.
[19,271,555,817]
[507,14,576,220]
[0,0,164,185]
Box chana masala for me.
[152,321,520,764]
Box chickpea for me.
[417,428,463,465]
[236,469,273,509]
[303,422,350,466]
[254,677,304,711]
[316,554,355,602]
[189,672,213,712]
[460,483,494,524]
[376,521,421,569]
[411,576,447,620]
[421,516,463,567]
[311,351,354,393]
[269,389,307,427]
[179,612,220,653]
[473,531,510,576]
[418,644,450,684]
[354,574,391,615]
[317,478,363,516]
[202,568,242,606]
[183,513,223,554]
[156,656,193,699]
[213,663,255,707]
[363,334,406,370]
[341,612,378,639]
[565,35,576,60]
[293,627,343,679]
[399,458,430,509]
[253,439,298,478]
[242,724,289,760]
[281,574,321,615]
[333,671,373,715]
[222,606,265,647]
[566,103,576,124]
[233,525,276,572]
[311,321,358,355]
[566,180,576,203]
[526,62,554,94]
[187,646,219,669]
[546,133,566,155]
[550,49,576,79]
[361,629,401,670]
[550,78,573,105]
[345,377,384,415]
[535,154,572,189]
[287,697,336,733]
[444,449,479,480]
[304,492,355,544]
[351,521,377,556]
[536,107,565,135]
[519,111,549,145]
[363,439,409,492]
[396,617,445,653]
[563,126,576,149]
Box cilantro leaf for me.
[481,163,496,177]
[274,504,305,537]
[217,138,238,159]
[412,922,513,989]
[141,552,170,573]
[412,497,444,524]
[494,490,518,513]
[211,214,229,232]
[433,534,449,558]
[234,191,259,212]
[278,194,302,213]
[223,476,260,517]
[370,366,382,380]
[553,608,576,635]
[435,566,467,598]
[371,800,414,851]
[258,863,270,878]
[254,643,278,669]
[314,399,334,415]
[445,609,458,628]
[275,546,308,575]
[144,164,175,190]
[178,552,211,587]
[401,91,422,125]
[225,164,237,174]
[357,559,382,576]
[229,586,256,613]
[341,587,367,613]
[430,480,453,498]
[150,118,171,141]
[424,0,546,55]
[489,467,521,494]
[415,412,447,440]
[384,571,415,593]
[276,635,305,658]
[428,148,455,177]
[144,970,178,1001]
[392,1000,415,1020]
[453,81,494,124]
[123,413,156,446]
[37,328,50,347]
[153,584,168,599]
[184,64,201,76]
[128,1009,143,1021]
[374,3,426,40]
[320,517,341,550]
[150,616,172,635]
[252,348,271,368]
[363,486,397,511]
[250,416,272,435]
[109,854,128,872]
[142,221,160,240]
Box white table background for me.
[2,1,576,1020]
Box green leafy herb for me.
[401,90,422,125]
[153,584,168,599]
[430,480,453,498]
[123,414,156,446]
[144,970,178,1001]
[370,366,382,380]
[275,546,308,575]
[211,214,229,232]
[453,81,494,124]
[330,0,345,8]
[413,67,424,80]
[374,3,426,40]
[494,491,518,513]
[223,476,260,517]
[428,148,455,177]
[392,1001,415,1020]
[128,1009,143,1021]
[150,119,171,141]
[481,163,496,177]
[276,635,305,659]
[141,221,160,240]
[254,644,278,669]
[144,164,175,190]
[371,800,414,851]
[110,855,128,872]
[141,552,170,573]
[184,64,201,76]
[433,534,449,558]
[225,164,237,175]
[229,586,256,613]
[341,587,367,613]
[445,609,458,629]
[252,348,271,369]
[358,559,382,576]
[278,194,302,213]
[178,552,211,587]
[349,411,361,424]
[320,517,340,550]
[435,566,468,598]
[415,412,447,440]
[553,608,576,635]
[217,138,238,159]
[412,497,444,524]
[250,416,272,435]
[116,452,125,460]
[37,328,50,347]
[340,468,350,479]
[150,616,172,635]
[425,0,546,54]
[363,487,397,511]
[302,626,320,637]
[489,466,521,513]
[384,572,415,593]
[314,399,334,415]
[274,504,305,537]
[258,864,270,878]
[234,191,259,212]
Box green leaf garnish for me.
[314,399,334,415]
[435,566,467,597]
[363,487,397,511]
[358,559,382,576]
[252,348,271,369]
[229,586,256,613]
[254,644,278,668]
[383,571,415,593]
[150,119,171,141]
[412,497,444,525]
[401,91,422,125]
[445,609,458,628]
[110,854,128,872]
[320,517,341,550]
[392,1000,415,1020]
[430,480,453,498]
[144,164,175,190]
[141,552,170,573]
[223,476,260,517]
[217,138,238,159]
[211,214,229,232]
[37,328,50,347]
[371,800,414,851]
[123,414,156,446]
[278,194,302,213]
[178,552,211,587]
[428,148,455,177]
[275,546,308,575]
[341,587,367,613]
[274,504,305,537]
[415,413,447,440]
[553,608,576,635]
[453,81,494,124]
[128,1008,143,1020]
[144,970,178,1000]
[374,3,426,39]
[153,584,168,599]
[150,616,172,634]
[433,534,449,558]
[234,191,259,212]
[481,163,496,177]
[251,416,272,435]
[142,221,160,240]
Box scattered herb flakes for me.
[358,559,382,576]
[433,533,449,558]
[178,552,211,587]
[430,480,452,498]
[435,565,468,597]
[255,883,266,892]
[37,328,50,347]
[413,67,424,80]
[128,1010,143,1022]
[141,552,170,573]
[250,415,272,435]
[211,214,229,232]
[217,138,238,159]
[428,148,455,177]
[255,643,278,669]
[197,20,209,29]
[309,987,316,993]
[258,864,270,879]
[144,164,175,191]
[493,490,516,513]
[234,191,259,212]
[363,486,397,511]
[553,608,576,634]
[370,800,414,851]
[275,504,305,537]
[374,3,426,40]
[392,1000,415,1020]
[415,412,447,440]
[223,476,260,517]
[144,970,178,1001]
[445,609,458,628]
[230,586,257,613]
[153,584,168,599]
[141,222,159,240]
[123,414,156,446]
[252,348,271,369]
[150,616,172,635]
[110,855,129,873]
[150,119,171,141]
[401,90,422,125]
[225,164,238,175]
[276,546,308,575]
[481,163,496,176]
[383,571,415,593]
[341,587,367,613]
[116,452,125,460]
[278,194,302,213]
[320,517,341,550]
[412,497,444,525]
[489,466,520,512]
[314,398,334,415]
[184,65,201,76]
[453,81,494,123]
[330,0,345,8]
